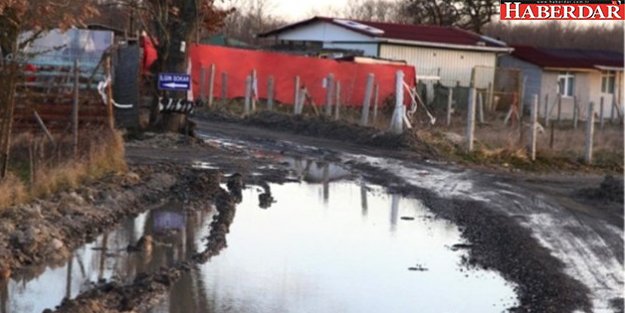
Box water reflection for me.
[1,179,518,313]
[0,201,215,313]
[153,182,518,313]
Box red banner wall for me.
[189,44,416,108]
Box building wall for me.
[498,55,543,109]
[322,42,379,57]
[273,22,374,44]
[379,43,498,87]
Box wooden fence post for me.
[267,76,274,110]
[599,96,605,130]
[221,72,228,103]
[294,76,300,115]
[105,57,114,130]
[244,75,252,115]
[390,71,404,134]
[530,94,538,161]
[446,87,453,127]
[208,64,215,107]
[325,74,334,116]
[373,83,380,122]
[466,87,477,152]
[360,73,375,126]
[334,81,341,121]
[72,59,79,159]
[584,102,595,164]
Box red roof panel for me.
[511,45,624,69]
[260,17,507,49]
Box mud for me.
[349,162,592,313]
[49,174,241,313]
[0,163,222,283]
[196,109,432,156]
[578,175,624,204]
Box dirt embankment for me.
[195,109,623,174]
[0,163,223,282]
[48,173,242,313]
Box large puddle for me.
[0,161,518,313]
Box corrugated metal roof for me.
[259,17,507,49]
[511,45,624,70]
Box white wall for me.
[322,42,378,57]
[541,70,624,120]
[379,44,498,87]
[274,21,374,43]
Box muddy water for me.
[151,178,518,312]
[0,162,518,313]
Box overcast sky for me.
[269,0,350,21]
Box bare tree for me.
[484,21,624,53]
[109,0,231,130]
[221,0,285,44]
[398,0,458,26]
[398,0,498,33]
[345,0,401,22]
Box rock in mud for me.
[578,175,624,203]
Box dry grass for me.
[0,174,27,208]
[423,119,624,172]
[0,129,127,209]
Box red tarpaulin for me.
[189,44,416,107]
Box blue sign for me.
[158,73,191,91]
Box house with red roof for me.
[259,17,512,89]
[500,45,623,120]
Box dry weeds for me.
[0,129,127,209]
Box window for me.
[602,70,616,94]
[558,72,575,97]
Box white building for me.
[259,17,512,88]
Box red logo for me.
[500,1,625,20]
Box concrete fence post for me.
[360,73,375,126]
[478,90,484,124]
[251,69,257,112]
[200,67,206,101]
[557,94,562,125]
[325,74,334,116]
[611,94,616,124]
[573,96,579,129]
[267,76,275,110]
[208,64,216,107]
[446,87,453,127]
[334,81,341,121]
[599,96,605,130]
[244,75,252,115]
[390,71,405,134]
[221,72,228,102]
[543,94,549,127]
[373,83,380,122]
[466,87,477,152]
[584,102,595,164]
[487,82,494,111]
[294,76,300,115]
[530,94,538,161]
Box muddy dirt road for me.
[1,117,622,313]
